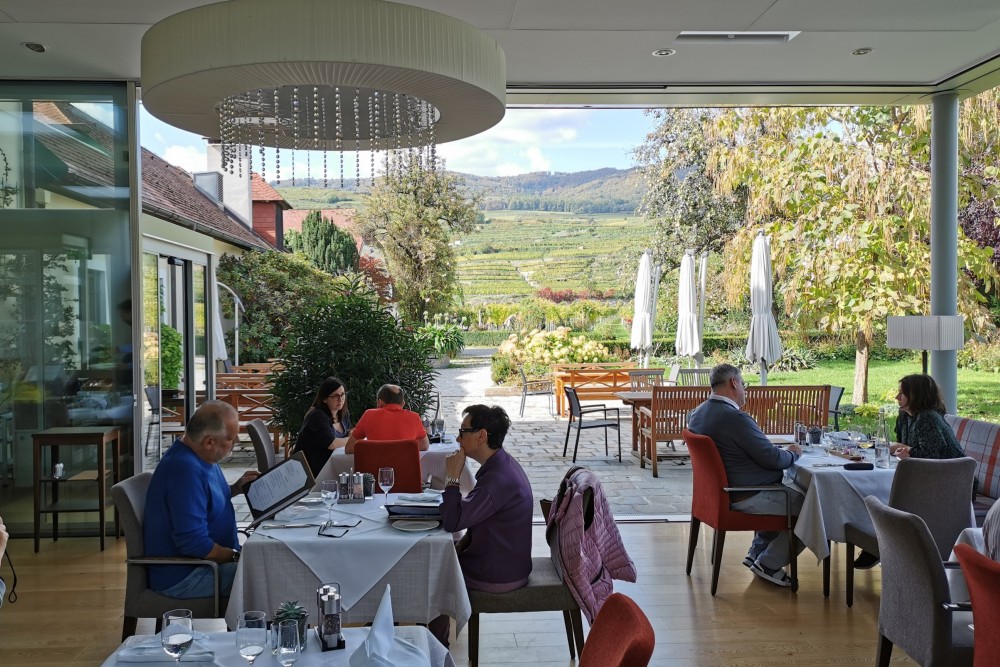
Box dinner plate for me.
[391,520,439,532]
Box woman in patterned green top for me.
[890,374,965,460]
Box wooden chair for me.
[637,386,710,477]
[676,368,712,386]
[111,472,223,641]
[578,593,654,667]
[627,368,665,390]
[353,439,423,493]
[467,499,585,667]
[562,387,620,464]
[683,429,799,594]
[954,543,1000,667]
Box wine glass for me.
[276,619,301,666]
[320,480,339,522]
[161,609,194,665]
[236,610,267,665]
[378,467,394,509]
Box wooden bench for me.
[216,390,288,456]
[944,414,1000,524]
[552,363,637,417]
[216,373,271,390]
[638,385,831,477]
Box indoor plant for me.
[272,600,308,644]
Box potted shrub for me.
[159,323,183,396]
[416,322,464,368]
[363,472,375,498]
[272,600,308,645]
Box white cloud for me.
[70,102,114,127]
[163,144,207,174]
[154,132,165,143]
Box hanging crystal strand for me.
[238,93,247,179]
[323,97,330,189]
[335,87,343,188]
[354,88,361,188]
[304,94,311,185]
[274,89,282,184]
[258,89,266,182]
[369,92,377,182]
[312,87,320,188]
[217,104,227,174]
[427,101,437,174]
[291,86,299,186]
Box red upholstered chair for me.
[578,593,654,667]
[353,439,423,493]
[682,429,798,594]
[954,543,1000,667]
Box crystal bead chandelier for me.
[141,0,506,186]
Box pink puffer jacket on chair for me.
[546,466,637,623]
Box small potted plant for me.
[362,472,375,498]
[273,600,308,645]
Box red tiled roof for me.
[251,173,291,209]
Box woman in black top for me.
[293,376,352,476]
[891,374,964,460]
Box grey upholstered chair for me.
[842,457,975,606]
[828,386,845,429]
[247,418,277,472]
[111,472,223,641]
[864,496,974,667]
[466,499,584,667]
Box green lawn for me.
[761,359,1000,425]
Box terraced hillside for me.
[455,210,655,304]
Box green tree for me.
[286,210,359,276]
[634,109,748,271]
[356,156,480,322]
[706,103,998,403]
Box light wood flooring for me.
[0,522,918,666]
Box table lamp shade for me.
[886,316,965,351]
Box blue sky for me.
[139,106,657,179]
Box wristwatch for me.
[444,476,462,487]
[231,549,241,563]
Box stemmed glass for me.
[320,480,339,522]
[378,467,394,509]
[236,610,267,665]
[161,609,194,665]
[275,619,301,666]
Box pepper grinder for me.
[316,582,345,650]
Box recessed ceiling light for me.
[22,42,47,53]
[852,47,873,56]
[652,48,676,57]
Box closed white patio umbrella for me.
[675,250,701,362]
[745,231,783,385]
[630,250,654,367]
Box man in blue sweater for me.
[688,364,804,587]
[144,400,258,598]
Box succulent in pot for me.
[273,600,308,644]
[362,473,375,498]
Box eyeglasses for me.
[458,427,484,436]
[329,392,346,400]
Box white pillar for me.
[930,93,959,413]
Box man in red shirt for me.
[344,384,430,453]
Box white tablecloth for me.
[790,450,896,561]
[315,440,475,494]
[103,626,456,667]
[226,494,471,631]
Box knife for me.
[260,523,321,529]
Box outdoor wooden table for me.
[552,364,636,416]
[616,390,651,452]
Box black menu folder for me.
[243,452,316,529]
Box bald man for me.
[344,384,430,453]
[144,400,259,598]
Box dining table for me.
[225,491,471,632]
[615,390,651,453]
[789,447,897,562]
[313,438,476,494]
[102,626,456,666]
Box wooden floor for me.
[0,522,918,666]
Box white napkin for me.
[397,492,442,503]
[349,586,431,667]
[116,638,214,663]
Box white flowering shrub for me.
[491,327,614,384]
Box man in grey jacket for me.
[688,363,804,587]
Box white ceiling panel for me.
[388,0,518,28]
[0,23,145,79]
[507,0,774,32]
[0,0,207,24]
[756,0,1000,32]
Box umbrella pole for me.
[760,360,768,386]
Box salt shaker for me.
[316,582,345,650]
[352,472,364,500]
[338,473,351,499]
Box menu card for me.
[244,452,315,528]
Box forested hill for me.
[273,167,646,214]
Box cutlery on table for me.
[260,523,322,529]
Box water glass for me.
[161,609,194,665]
[875,443,891,469]
[820,426,833,449]
[275,619,301,666]
[378,467,394,508]
[433,418,445,439]
[236,611,267,665]
[320,480,339,521]
[794,422,807,447]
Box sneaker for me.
[854,550,880,570]
[742,555,755,568]
[750,560,793,587]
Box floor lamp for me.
[886,315,965,374]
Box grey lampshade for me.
[886,315,965,351]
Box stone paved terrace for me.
[214,350,694,521]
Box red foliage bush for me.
[536,286,616,302]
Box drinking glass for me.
[236,610,267,665]
[875,443,891,468]
[820,426,833,450]
[794,421,807,447]
[378,467,394,508]
[433,418,446,440]
[320,480,339,522]
[161,609,194,665]
[275,619,301,666]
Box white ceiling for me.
[1,0,999,105]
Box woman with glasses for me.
[293,376,352,476]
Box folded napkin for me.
[349,585,430,667]
[116,638,214,663]
[397,493,443,503]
